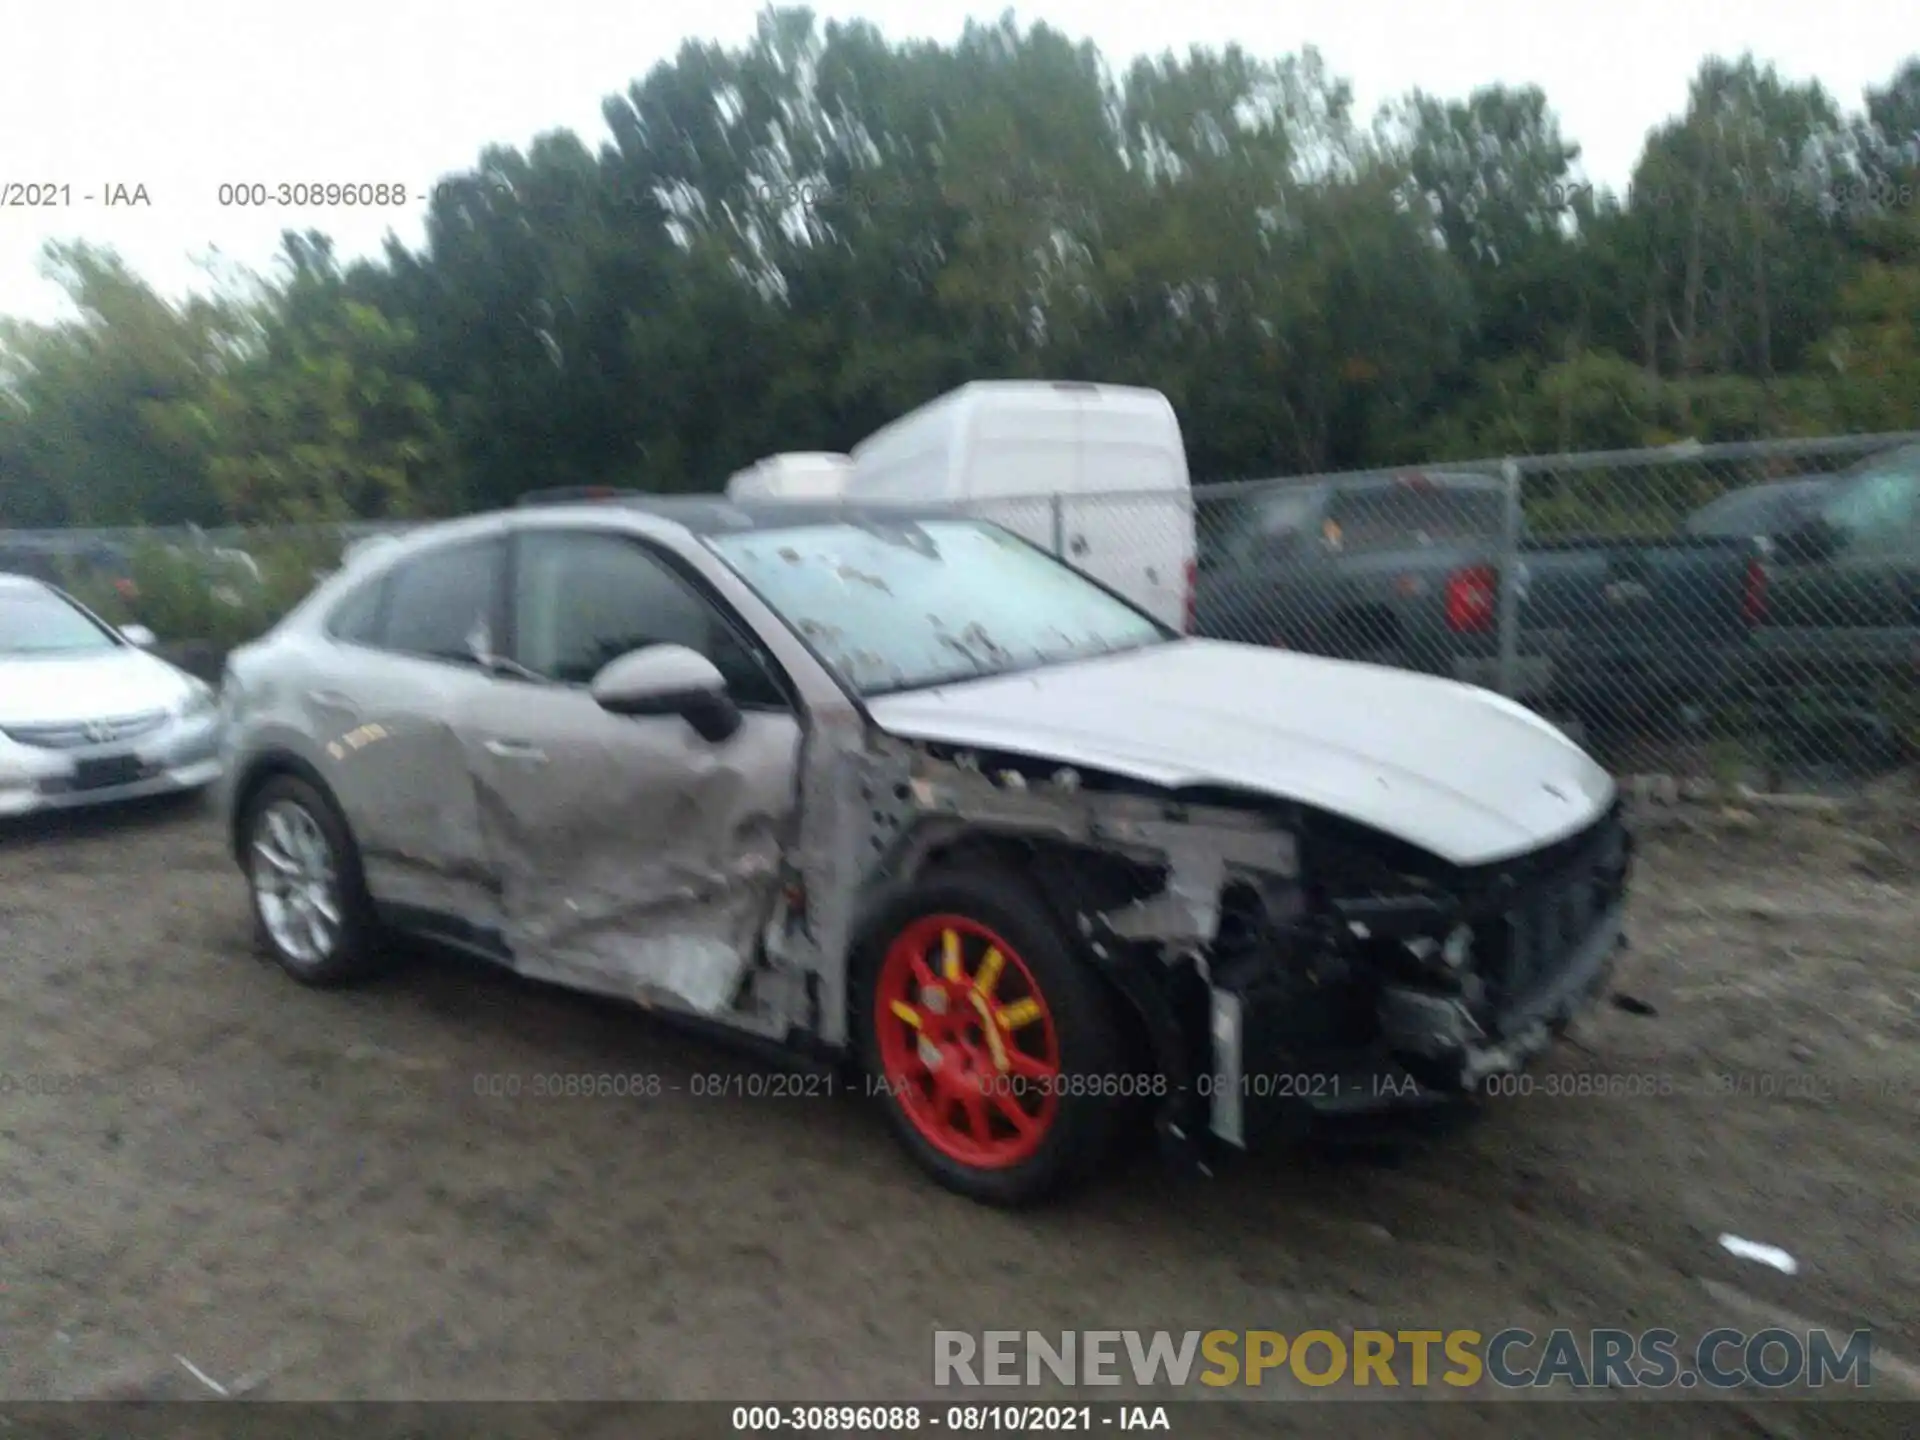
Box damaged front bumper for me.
[1179,803,1633,1157]
[1206,900,1624,1148]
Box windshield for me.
[0,586,122,657]
[706,519,1169,696]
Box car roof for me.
[317,495,985,593]
[0,572,57,596]
[507,492,963,536]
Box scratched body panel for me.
[305,644,503,929]
[459,675,802,1013]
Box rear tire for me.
[242,773,391,987]
[854,864,1129,1207]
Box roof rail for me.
[515,485,641,507]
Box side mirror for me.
[120,623,157,648]
[589,644,741,743]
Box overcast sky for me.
[1,0,1908,325]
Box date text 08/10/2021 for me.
[10,1067,1904,1106]
[464,1071,1419,1102]
[467,1068,1917,1104]
[730,1406,1169,1432]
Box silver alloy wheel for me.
[250,799,342,965]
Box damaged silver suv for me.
[218,496,1630,1206]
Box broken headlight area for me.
[1093,798,1634,1157]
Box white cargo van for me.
[725,452,854,501]
[843,381,1196,630]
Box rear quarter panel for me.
[223,629,503,928]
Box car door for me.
[307,533,514,936]
[462,526,805,1016]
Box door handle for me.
[306,688,355,709]
[483,738,548,763]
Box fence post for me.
[1496,457,1523,699]
[1049,492,1065,557]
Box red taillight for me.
[1445,564,1497,633]
[1182,556,1197,633]
[1742,556,1768,625]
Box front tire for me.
[243,774,389,987]
[855,865,1129,1207]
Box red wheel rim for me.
[873,913,1061,1169]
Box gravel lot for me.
[2,789,1917,1438]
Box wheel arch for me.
[227,748,340,862]
[845,822,1168,1071]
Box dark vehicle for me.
[1192,470,1766,716]
[0,534,137,598]
[1685,479,1835,543]
[1746,444,1920,688]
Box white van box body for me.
[725,452,853,501]
[845,381,1195,629]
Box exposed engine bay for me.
[811,737,1631,1162]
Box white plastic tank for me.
[725,452,854,501]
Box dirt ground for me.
[2,789,1917,1439]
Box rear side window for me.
[1244,490,1318,553]
[1326,483,1504,551]
[1199,488,1318,570]
[380,538,506,665]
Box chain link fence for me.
[7,432,1919,794]
[1059,432,1920,793]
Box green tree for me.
[0,243,235,525]
[161,234,451,524]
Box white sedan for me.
[0,574,224,817]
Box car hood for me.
[865,639,1614,867]
[0,648,196,728]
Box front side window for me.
[379,538,506,664]
[0,585,121,657]
[707,519,1168,696]
[512,530,788,707]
